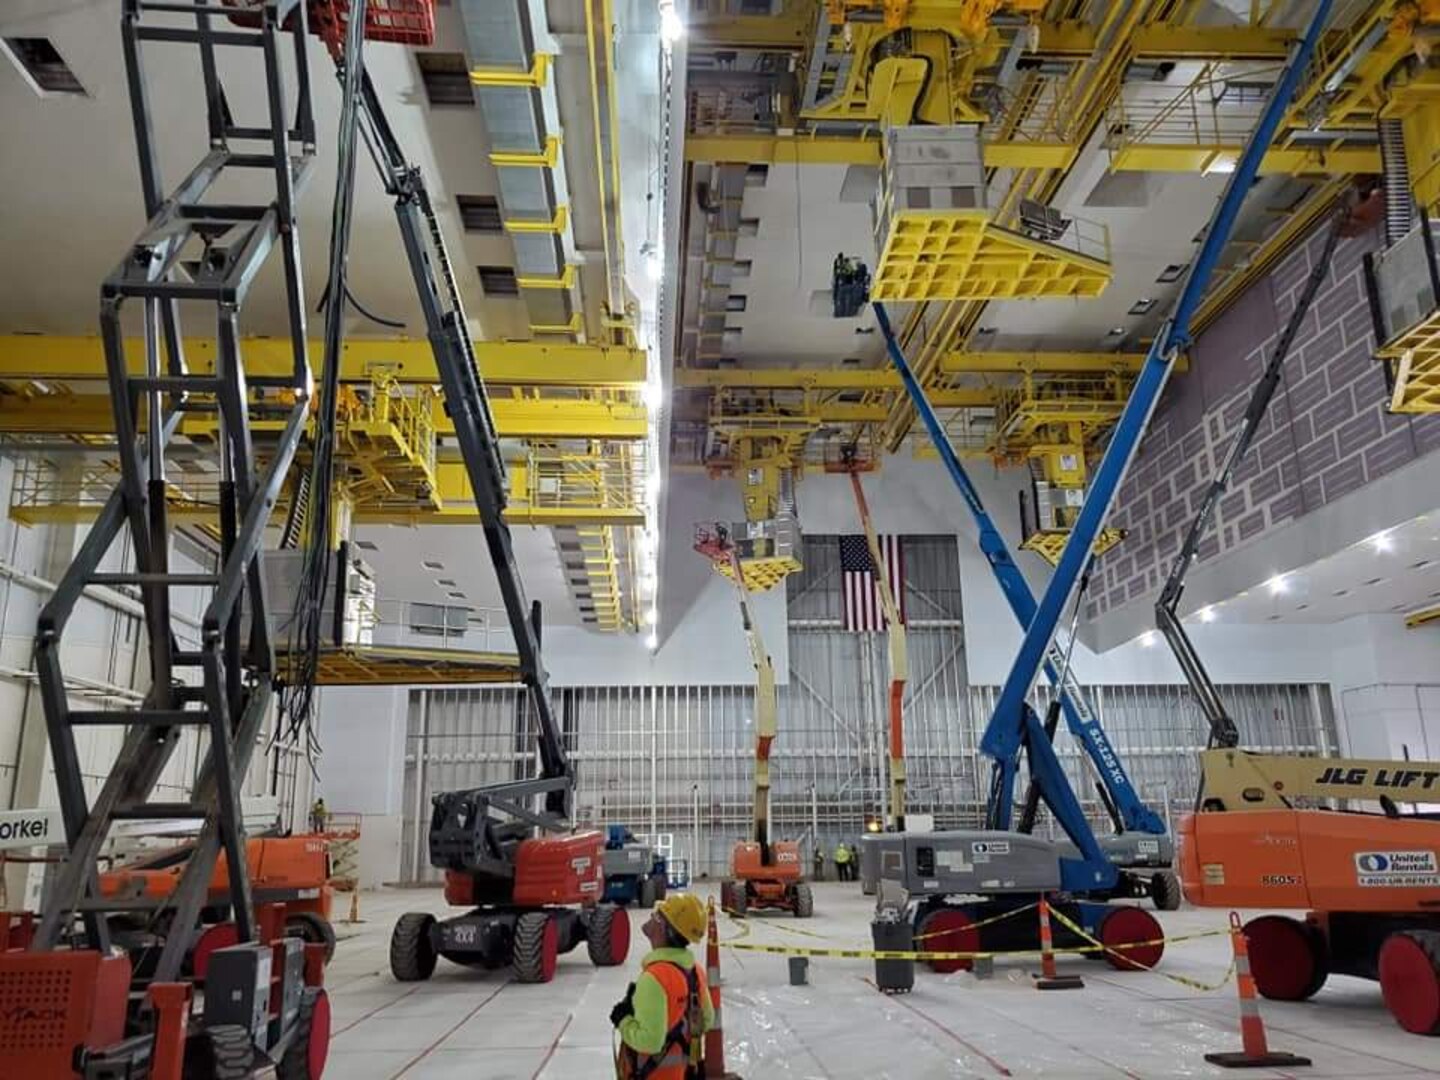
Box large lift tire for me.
[792,882,814,919]
[390,913,438,982]
[277,985,331,1080]
[1378,929,1440,1035]
[286,910,338,964]
[513,911,559,984]
[915,908,977,974]
[1148,870,1182,912]
[1098,906,1165,971]
[1243,915,1329,1001]
[638,876,657,909]
[586,904,631,968]
[653,873,668,903]
[729,881,747,918]
[206,1024,257,1080]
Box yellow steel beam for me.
[686,132,1381,175]
[1128,24,1294,59]
[941,350,1176,374]
[1105,142,1381,175]
[675,352,1166,391]
[0,392,649,441]
[11,500,646,529]
[0,335,647,389]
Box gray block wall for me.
[1087,220,1440,623]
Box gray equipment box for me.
[204,942,273,1041]
[602,843,654,879]
[864,830,1064,896]
[861,829,1174,894]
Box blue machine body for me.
[877,0,1333,898]
[601,824,668,906]
[972,0,1335,888]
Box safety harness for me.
[621,961,705,1080]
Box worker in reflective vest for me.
[834,841,853,881]
[611,893,714,1079]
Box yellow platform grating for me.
[279,644,524,686]
[712,554,802,593]
[1379,307,1440,413]
[872,210,1112,303]
[1020,527,1127,567]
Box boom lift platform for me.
[696,526,815,919]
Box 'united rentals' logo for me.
[1354,850,1440,888]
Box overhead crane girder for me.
[0,334,648,389]
[0,390,649,442]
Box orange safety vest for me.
[617,961,708,1080]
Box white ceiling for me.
[0,1,527,341]
[1185,511,1440,627]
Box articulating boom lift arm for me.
[982,0,1335,841]
[1156,203,1348,758]
[719,536,780,848]
[350,72,573,869]
[875,305,1163,868]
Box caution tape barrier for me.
[721,900,1038,949]
[715,912,1235,992]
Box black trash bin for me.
[871,914,914,995]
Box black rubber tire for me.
[793,882,814,918]
[277,985,327,1080]
[729,881,747,917]
[286,910,338,964]
[389,912,437,982]
[638,876,657,909]
[1149,870,1182,912]
[586,904,623,967]
[513,911,554,984]
[653,873,668,902]
[208,1024,255,1080]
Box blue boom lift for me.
[863,0,1334,971]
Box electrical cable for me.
[277,0,368,769]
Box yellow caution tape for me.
[1045,905,1235,993]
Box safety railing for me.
[1103,64,1283,160]
[370,597,517,654]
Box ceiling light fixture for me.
[645,630,658,651]
[658,0,684,47]
[1139,630,1157,648]
[1370,529,1393,553]
[1266,573,1288,595]
[643,380,664,411]
[1198,605,1216,623]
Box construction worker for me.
[834,841,853,882]
[611,892,714,1079]
[812,845,826,882]
[309,797,329,834]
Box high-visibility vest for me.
[617,960,708,1080]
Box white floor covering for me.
[321,881,1440,1079]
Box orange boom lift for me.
[695,525,814,919]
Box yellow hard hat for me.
[655,892,707,944]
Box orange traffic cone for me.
[1205,912,1311,1068]
[1033,895,1084,990]
[704,898,743,1080]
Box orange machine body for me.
[1179,809,1440,912]
[443,831,604,908]
[733,839,803,905]
[98,835,334,921]
[0,951,131,1078]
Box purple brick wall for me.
[1086,221,1440,622]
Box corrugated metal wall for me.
[401,536,1338,881]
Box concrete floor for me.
[323,882,1440,1079]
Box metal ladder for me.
[31,0,316,984]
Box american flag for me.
[840,534,905,632]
